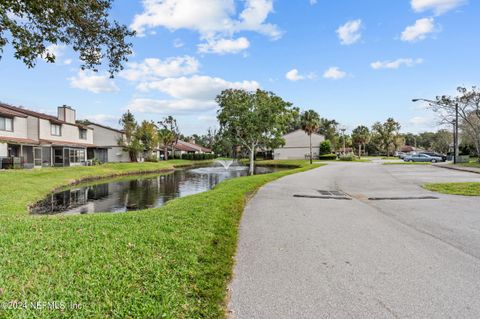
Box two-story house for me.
[86,122,131,163]
[0,103,94,168]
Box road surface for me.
[228,162,480,319]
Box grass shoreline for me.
[0,160,211,216]
[0,160,322,318]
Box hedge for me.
[318,153,337,160]
[180,153,217,161]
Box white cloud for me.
[409,116,431,125]
[336,19,362,45]
[119,56,199,81]
[130,0,281,42]
[63,59,72,65]
[198,37,250,54]
[136,75,260,101]
[127,98,217,114]
[85,114,119,125]
[309,0,318,4]
[173,38,185,48]
[411,0,467,15]
[323,67,347,80]
[371,58,424,69]
[285,69,316,81]
[401,18,437,42]
[69,70,119,94]
[286,69,303,81]
[45,44,66,58]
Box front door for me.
[34,147,42,167]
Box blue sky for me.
[1,0,479,135]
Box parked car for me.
[404,154,443,163]
[419,152,447,162]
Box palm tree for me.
[158,128,176,160]
[352,125,370,158]
[301,110,321,164]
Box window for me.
[69,149,85,164]
[0,117,13,131]
[79,128,87,140]
[51,124,62,136]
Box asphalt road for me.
[228,162,480,319]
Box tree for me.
[301,110,321,164]
[432,129,452,154]
[372,118,401,157]
[158,116,180,160]
[0,1,134,75]
[137,121,159,160]
[319,118,339,148]
[319,140,332,155]
[217,89,295,175]
[118,110,142,162]
[351,125,370,157]
[427,86,480,159]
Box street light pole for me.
[454,103,459,164]
[341,128,346,155]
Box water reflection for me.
[31,165,284,215]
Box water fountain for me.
[215,159,236,170]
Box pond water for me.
[30,165,285,215]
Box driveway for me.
[228,162,480,319]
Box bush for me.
[319,140,332,155]
[181,153,217,161]
[318,153,337,160]
[339,154,356,161]
[145,155,158,162]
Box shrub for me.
[339,153,356,161]
[318,153,337,160]
[145,155,159,162]
[319,140,332,155]
[181,153,217,161]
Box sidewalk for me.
[434,163,480,175]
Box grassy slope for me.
[424,182,480,196]
[0,161,322,318]
[0,161,203,216]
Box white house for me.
[0,103,94,168]
[86,122,131,163]
[274,129,325,160]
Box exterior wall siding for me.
[0,117,28,139]
[274,130,325,160]
[38,119,93,145]
[0,142,7,157]
[88,124,130,162]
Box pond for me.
[30,165,286,215]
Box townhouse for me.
[0,103,94,168]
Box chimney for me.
[58,105,76,124]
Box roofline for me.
[283,129,324,138]
[0,102,89,129]
[85,121,124,134]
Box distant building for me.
[274,129,325,160]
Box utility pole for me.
[454,103,459,164]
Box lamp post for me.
[340,128,346,155]
[412,98,459,164]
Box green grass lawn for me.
[424,182,480,196]
[0,160,321,318]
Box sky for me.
[1,0,479,135]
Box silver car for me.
[404,154,443,163]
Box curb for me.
[433,164,480,175]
